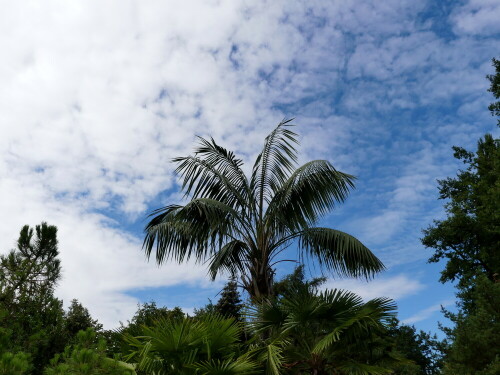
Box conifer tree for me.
[422,58,500,374]
[0,223,66,375]
[65,299,103,339]
[215,278,243,321]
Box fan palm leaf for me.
[123,314,254,375]
[248,287,398,375]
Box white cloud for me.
[0,175,209,328]
[0,0,498,328]
[0,0,358,328]
[324,275,425,301]
[451,0,500,36]
[402,300,454,325]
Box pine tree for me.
[0,223,61,308]
[215,278,243,321]
[65,299,103,339]
[422,58,500,374]
[487,57,500,127]
[0,223,66,375]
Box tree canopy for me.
[421,57,500,374]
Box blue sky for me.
[0,0,499,333]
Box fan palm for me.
[248,287,398,375]
[123,314,256,375]
[144,119,384,299]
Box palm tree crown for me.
[144,119,384,299]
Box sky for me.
[0,0,499,333]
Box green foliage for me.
[0,223,67,375]
[123,314,256,375]
[249,284,399,375]
[45,329,135,375]
[422,59,500,374]
[273,265,326,298]
[421,114,499,373]
[386,319,445,375]
[0,325,31,375]
[193,300,217,320]
[144,120,384,300]
[127,302,184,327]
[215,278,243,321]
[421,134,500,306]
[104,302,184,357]
[65,299,103,339]
[487,57,500,126]
[441,277,500,375]
[0,223,61,308]
[0,351,31,375]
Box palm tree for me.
[123,314,256,375]
[249,286,399,375]
[144,119,384,300]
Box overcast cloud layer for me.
[1,0,499,328]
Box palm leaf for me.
[193,136,253,205]
[191,358,258,375]
[251,119,298,216]
[312,296,396,354]
[336,361,394,375]
[266,160,355,232]
[299,228,384,279]
[144,199,249,265]
[174,153,247,210]
[208,240,249,280]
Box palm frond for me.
[125,315,245,375]
[174,154,247,210]
[143,204,202,264]
[336,361,394,375]
[200,314,241,352]
[320,288,364,308]
[267,160,355,232]
[192,358,258,375]
[242,339,289,375]
[312,296,396,354]
[299,228,384,279]
[193,136,252,203]
[245,299,288,335]
[208,240,249,280]
[262,342,286,375]
[144,199,247,265]
[251,119,299,215]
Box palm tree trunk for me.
[243,258,274,301]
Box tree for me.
[273,264,326,299]
[126,302,184,327]
[421,134,500,306]
[192,300,216,320]
[144,120,384,300]
[249,284,400,375]
[0,324,31,375]
[45,329,136,375]
[440,276,500,375]
[215,278,243,321]
[387,319,445,375]
[123,314,256,375]
[487,57,500,127]
[65,299,103,339]
[104,302,184,357]
[421,58,500,374]
[422,57,500,299]
[0,223,61,308]
[0,223,66,375]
